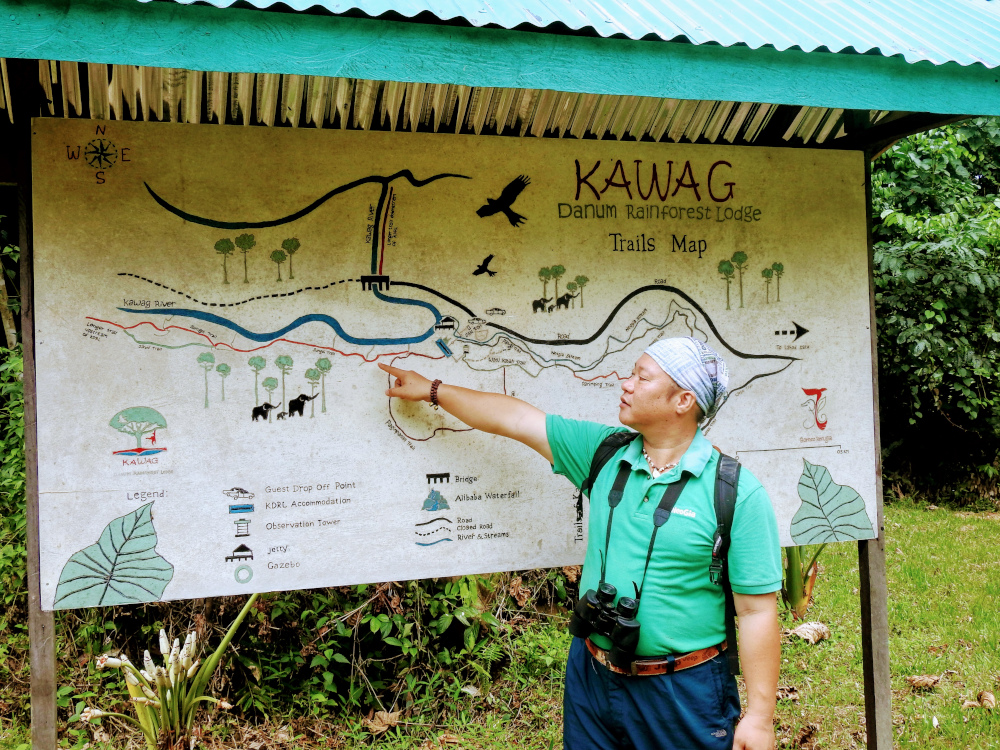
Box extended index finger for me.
[378,362,405,377]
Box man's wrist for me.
[429,379,443,405]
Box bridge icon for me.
[360,275,390,291]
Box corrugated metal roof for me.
[142,0,1000,68]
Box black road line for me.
[415,517,453,527]
[144,170,470,230]
[390,281,476,317]
[392,280,798,364]
[735,445,842,455]
[487,284,799,361]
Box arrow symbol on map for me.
[774,322,809,341]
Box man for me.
[379,337,781,750]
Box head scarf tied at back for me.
[643,337,730,419]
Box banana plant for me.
[781,545,826,619]
[79,592,259,749]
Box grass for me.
[3,502,1000,749]
[775,501,1000,749]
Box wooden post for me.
[859,156,892,749]
[10,58,58,750]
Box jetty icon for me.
[225,544,254,562]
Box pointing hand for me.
[379,362,433,402]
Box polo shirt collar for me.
[619,428,714,479]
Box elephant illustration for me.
[276,412,288,420]
[548,304,555,313]
[556,292,578,310]
[288,393,318,417]
[532,297,552,313]
[251,402,278,421]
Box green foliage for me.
[873,117,1000,470]
[573,274,589,308]
[262,377,279,397]
[248,356,266,405]
[270,249,287,281]
[0,346,25,607]
[55,504,174,608]
[235,233,256,283]
[217,362,231,399]
[214,238,235,284]
[78,595,259,749]
[281,238,300,279]
[108,406,167,448]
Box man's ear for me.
[676,389,699,417]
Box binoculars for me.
[568,582,642,669]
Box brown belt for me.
[586,638,727,677]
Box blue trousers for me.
[563,637,741,750]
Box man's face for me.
[618,353,689,429]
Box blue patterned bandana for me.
[643,337,730,418]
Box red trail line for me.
[87,317,443,362]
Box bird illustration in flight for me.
[472,255,497,277]
[477,175,530,227]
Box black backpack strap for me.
[713,452,741,676]
[582,430,639,499]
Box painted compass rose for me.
[84,139,118,169]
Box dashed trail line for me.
[118,273,354,307]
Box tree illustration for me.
[248,356,266,405]
[550,264,566,300]
[262,377,279,421]
[574,275,589,308]
[282,238,301,280]
[196,352,215,408]
[730,251,749,308]
[538,267,551,297]
[771,262,785,301]
[214,239,235,285]
[305,368,321,417]
[270,249,287,281]
[108,407,167,450]
[315,357,332,413]
[718,260,735,311]
[566,281,578,308]
[275,355,294,408]
[235,233,256,284]
[216,362,231,400]
[762,267,774,304]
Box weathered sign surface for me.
[32,119,875,609]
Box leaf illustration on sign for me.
[54,503,173,609]
[790,460,874,544]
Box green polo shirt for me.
[547,414,782,656]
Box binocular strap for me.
[597,462,632,587]
[634,474,691,604]
[597,462,692,610]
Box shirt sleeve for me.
[546,414,622,490]
[727,475,783,595]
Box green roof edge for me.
[3,0,999,116]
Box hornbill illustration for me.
[472,254,497,277]
[477,175,530,227]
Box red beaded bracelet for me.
[430,379,443,408]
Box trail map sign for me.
[32,119,876,609]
